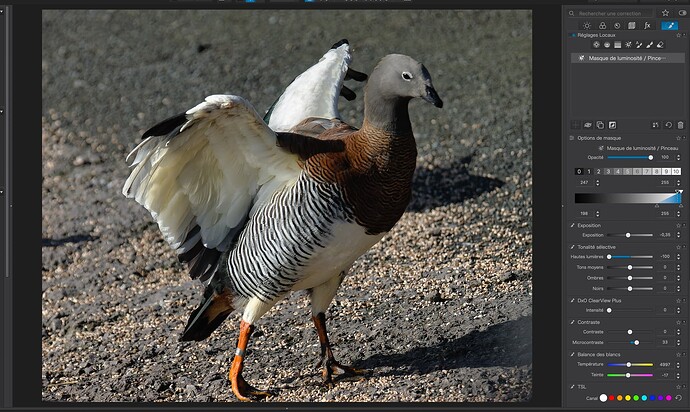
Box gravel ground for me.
[41,9,533,403]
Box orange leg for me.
[229,320,272,401]
[312,312,370,387]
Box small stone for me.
[499,272,517,282]
[184,384,196,396]
[426,291,443,302]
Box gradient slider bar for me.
[607,286,654,291]
[607,339,645,345]
[606,307,652,313]
[575,192,682,204]
[607,232,653,237]
[608,363,654,367]
[607,276,654,280]
[607,254,653,259]
[606,155,653,160]
[606,329,652,334]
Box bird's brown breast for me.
[304,122,417,235]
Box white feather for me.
[309,274,345,316]
[242,296,282,325]
[267,43,351,132]
[292,222,383,291]
[123,95,301,254]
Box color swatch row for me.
[599,393,675,402]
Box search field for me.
[567,9,654,18]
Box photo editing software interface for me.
[0,0,687,411]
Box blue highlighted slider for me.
[607,155,652,160]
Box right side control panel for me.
[563,4,689,409]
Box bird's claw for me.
[237,388,274,402]
[321,359,370,387]
[232,373,276,402]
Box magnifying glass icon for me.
[569,10,575,17]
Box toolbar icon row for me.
[581,20,656,30]
[592,40,665,49]
[658,8,688,18]
[571,120,617,130]
[651,120,686,130]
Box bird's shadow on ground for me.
[355,316,532,377]
[409,154,504,212]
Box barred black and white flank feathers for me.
[123,40,367,340]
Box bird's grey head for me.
[366,54,443,109]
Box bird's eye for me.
[402,71,413,81]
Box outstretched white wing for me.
[265,39,366,132]
[123,95,302,281]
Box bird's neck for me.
[363,94,413,136]
[341,96,418,236]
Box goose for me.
[122,53,443,401]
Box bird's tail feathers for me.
[180,284,234,342]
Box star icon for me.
[662,9,670,17]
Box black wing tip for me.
[141,112,188,140]
[178,225,242,283]
[340,85,356,101]
[330,39,349,49]
[187,248,222,282]
[345,68,368,82]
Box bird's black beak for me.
[424,86,443,108]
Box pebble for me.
[184,384,197,396]
[426,291,444,302]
